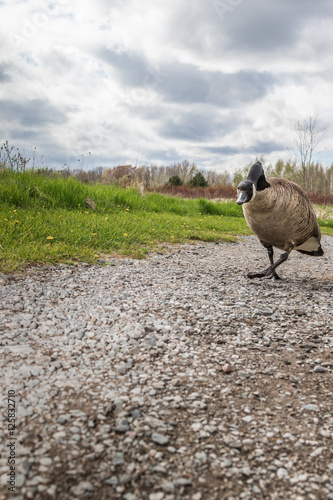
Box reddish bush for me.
[148,184,237,200]
[308,192,333,205]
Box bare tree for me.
[293,114,326,191]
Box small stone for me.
[149,493,164,500]
[112,452,125,466]
[161,481,174,493]
[174,477,192,486]
[228,441,242,449]
[53,431,66,441]
[195,452,207,463]
[16,474,26,487]
[46,485,57,496]
[222,363,232,373]
[310,447,326,458]
[151,433,169,446]
[39,458,52,466]
[313,366,329,373]
[123,494,138,500]
[71,481,94,496]
[277,468,288,479]
[298,473,308,482]
[241,467,253,476]
[242,415,253,423]
[220,458,232,467]
[302,404,320,412]
[119,474,132,484]
[115,423,130,433]
[104,476,118,486]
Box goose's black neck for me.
[247,162,270,191]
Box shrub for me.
[168,175,183,186]
[189,172,208,188]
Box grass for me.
[0,170,248,272]
[0,169,332,273]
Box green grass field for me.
[1,170,332,273]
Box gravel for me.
[0,235,333,500]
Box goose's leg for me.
[247,242,294,279]
[266,245,282,280]
[248,252,289,279]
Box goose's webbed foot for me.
[247,251,289,280]
[247,268,273,279]
[267,272,282,281]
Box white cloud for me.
[0,0,332,173]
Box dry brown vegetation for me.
[147,184,237,199]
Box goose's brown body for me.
[242,177,322,254]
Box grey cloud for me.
[206,145,243,155]
[251,140,286,155]
[0,63,12,82]
[159,112,216,142]
[5,128,41,141]
[222,0,333,52]
[97,47,275,108]
[158,107,244,142]
[205,140,285,157]
[170,0,333,56]
[159,64,274,107]
[136,147,183,166]
[97,47,149,86]
[0,98,69,127]
[39,49,73,76]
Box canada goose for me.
[236,161,324,279]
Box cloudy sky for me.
[1,0,333,173]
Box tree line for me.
[1,111,332,199]
[2,146,333,196]
[234,156,333,195]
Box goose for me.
[236,161,324,279]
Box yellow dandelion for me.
[4,218,8,221]
[91,233,97,236]
[46,236,54,240]
[59,215,63,218]
[94,254,99,258]
[85,211,88,214]
[105,217,108,221]
[15,220,20,223]
[13,210,16,213]
[124,233,128,236]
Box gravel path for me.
[1,235,333,500]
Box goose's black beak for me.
[236,191,248,205]
[236,180,253,205]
